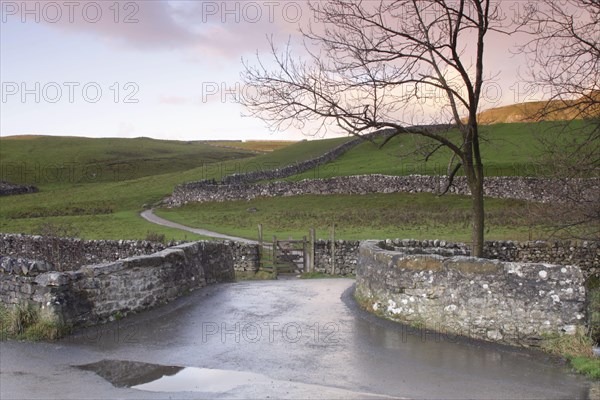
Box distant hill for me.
[0,135,257,184]
[198,140,296,152]
[476,93,599,125]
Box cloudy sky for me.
[1,1,537,141]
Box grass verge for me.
[568,356,600,380]
[0,303,71,341]
[543,327,600,380]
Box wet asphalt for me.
[0,278,595,399]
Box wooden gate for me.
[271,236,307,273]
[257,225,317,275]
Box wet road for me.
[0,279,595,399]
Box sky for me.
[0,1,544,141]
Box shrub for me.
[587,274,600,344]
[145,231,166,243]
[9,303,39,336]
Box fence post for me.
[309,228,315,273]
[330,224,336,275]
[272,235,277,274]
[257,224,263,270]
[302,236,307,272]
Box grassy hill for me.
[0,135,258,184]
[153,120,596,242]
[198,140,297,152]
[0,136,351,240]
[475,92,600,124]
[476,101,579,124]
[285,120,593,181]
[0,122,591,242]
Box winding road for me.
[140,209,257,244]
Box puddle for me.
[77,359,400,398]
[133,366,272,393]
[78,360,183,389]
[78,360,272,393]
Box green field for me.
[199,140,297,152]
[0,122,590,241]
[155,193,547,242]
[0,136,350,240]
[284,121,591,180]
[0,135,257,184]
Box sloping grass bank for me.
[0,137,352,240]
[285,121,593,180]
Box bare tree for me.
[520,0,599,120]
[242,0,516,257]
[520,0,600,240]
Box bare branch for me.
[240,0,507,256]
[439,162,463,196]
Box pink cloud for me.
[3,1,309,56]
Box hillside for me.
[0,135,257,184]
[0,125,590,242]
[198,140,297,152]
[155,120,596,242]
[285,120,593,180]
[0,135,352,240]
[476,93,599,124]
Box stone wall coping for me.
[360,240,584,276]
[23,239,245,286]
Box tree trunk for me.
[470,176,485,258]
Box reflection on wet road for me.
[79,359,400,398]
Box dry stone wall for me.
[219,135,368,184]
[386,238,599,279]
[229,241,260,272]
[314,240,360,275]
[168,174,599,206]
[0,234,261,327]
[0,233,175,271]
[0,234,260,274]
[178,133,370,191]
[0,180,38,196]
[306,237,598,279]
[0,241,245,327]
[356,240,587,346]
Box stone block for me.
[34,272,70,287]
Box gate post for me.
[272,235,278,274]
[302,236,307,272]
[309,228,315,273]
[258,224,263,270]
[330,224,336,275]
